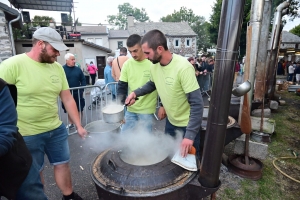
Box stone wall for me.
[0,9,13,63]
[167,36,197,57]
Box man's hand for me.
[180,138,194,157]
[158,107,166,120]
[77,126,88,139]
[125,92,137,106]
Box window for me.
[87,38,94,43]
[95,38,103,46]
[174,39,180,47]
[186,39,191,47]
[118,41,123,49]
[22,44,33,47]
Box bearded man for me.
[0,27,86,200]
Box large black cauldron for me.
[91,149,220,200]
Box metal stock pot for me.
[102,105,124,123]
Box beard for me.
[39,47,56,63]
[150,51,162,64]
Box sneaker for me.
[62,192,83,200]
[66,124,74,129]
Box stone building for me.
[279,31,300,62]
[127,15,197,58]
[0,2,22,63]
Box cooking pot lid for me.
[91,149,197,197]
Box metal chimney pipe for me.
[266,1,290,99]
[269,1,290,51]
[253,0,272,102]
[199,0,246,188]
[247,0,265,107]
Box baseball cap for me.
[33,27,69,51]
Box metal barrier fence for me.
[58,82,162,135]
[58,85,106,135]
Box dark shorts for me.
[62,94,85,113]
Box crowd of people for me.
[277,59,300,83]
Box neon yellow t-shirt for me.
[150,54,199,126]
[120,58,157,114]
[0,53,69,136]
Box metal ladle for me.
[232,80,251,97]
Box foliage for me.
[207,0,252,59]
[107,3,150,29]
[273,0,300,20]
[31,15,54,27]
[290,24,300,37]
[12,14,83,39]
[208,0,300,59]
[160,7,213,53]
[64,14,82,26]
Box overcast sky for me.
[0,0,298,31]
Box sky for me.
[0,0,298,31]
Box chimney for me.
[127,14,134,28]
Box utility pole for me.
[72,2,77,32]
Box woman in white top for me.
[288,63,295,82]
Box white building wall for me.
[15,41,108,67]
[109,38,127,53]
[81,34,109,48]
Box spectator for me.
[62,53,86,130]
[88,61,98,85]
[234,61,240,84]
[188,57,201,88]
[277,59,284,75]
[0,27,86,200]
[104,56,116,99]
[288,62,295,82]
[295,62,300,84]
[82,63,90,85]
[112,47,129,81]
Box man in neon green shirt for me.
[0,27,86,200]
[125,30,203,158]
[118,34,164,133]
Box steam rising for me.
[83,120,183,166]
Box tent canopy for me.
[8,0,73,12]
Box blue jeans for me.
[121,111,153,134]
[288,73,294,81]
[16,123,70,200]
[165,118,201,160]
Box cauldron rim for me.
[91,149,197,197]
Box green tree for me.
[160,7,212,52]
[208,0,252,58]
[64,14,82,26]
[31,15,54,27]
[208,0,300,58]
[107,3,150,29]
[290,24,300,36]
[273,0,300,20]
